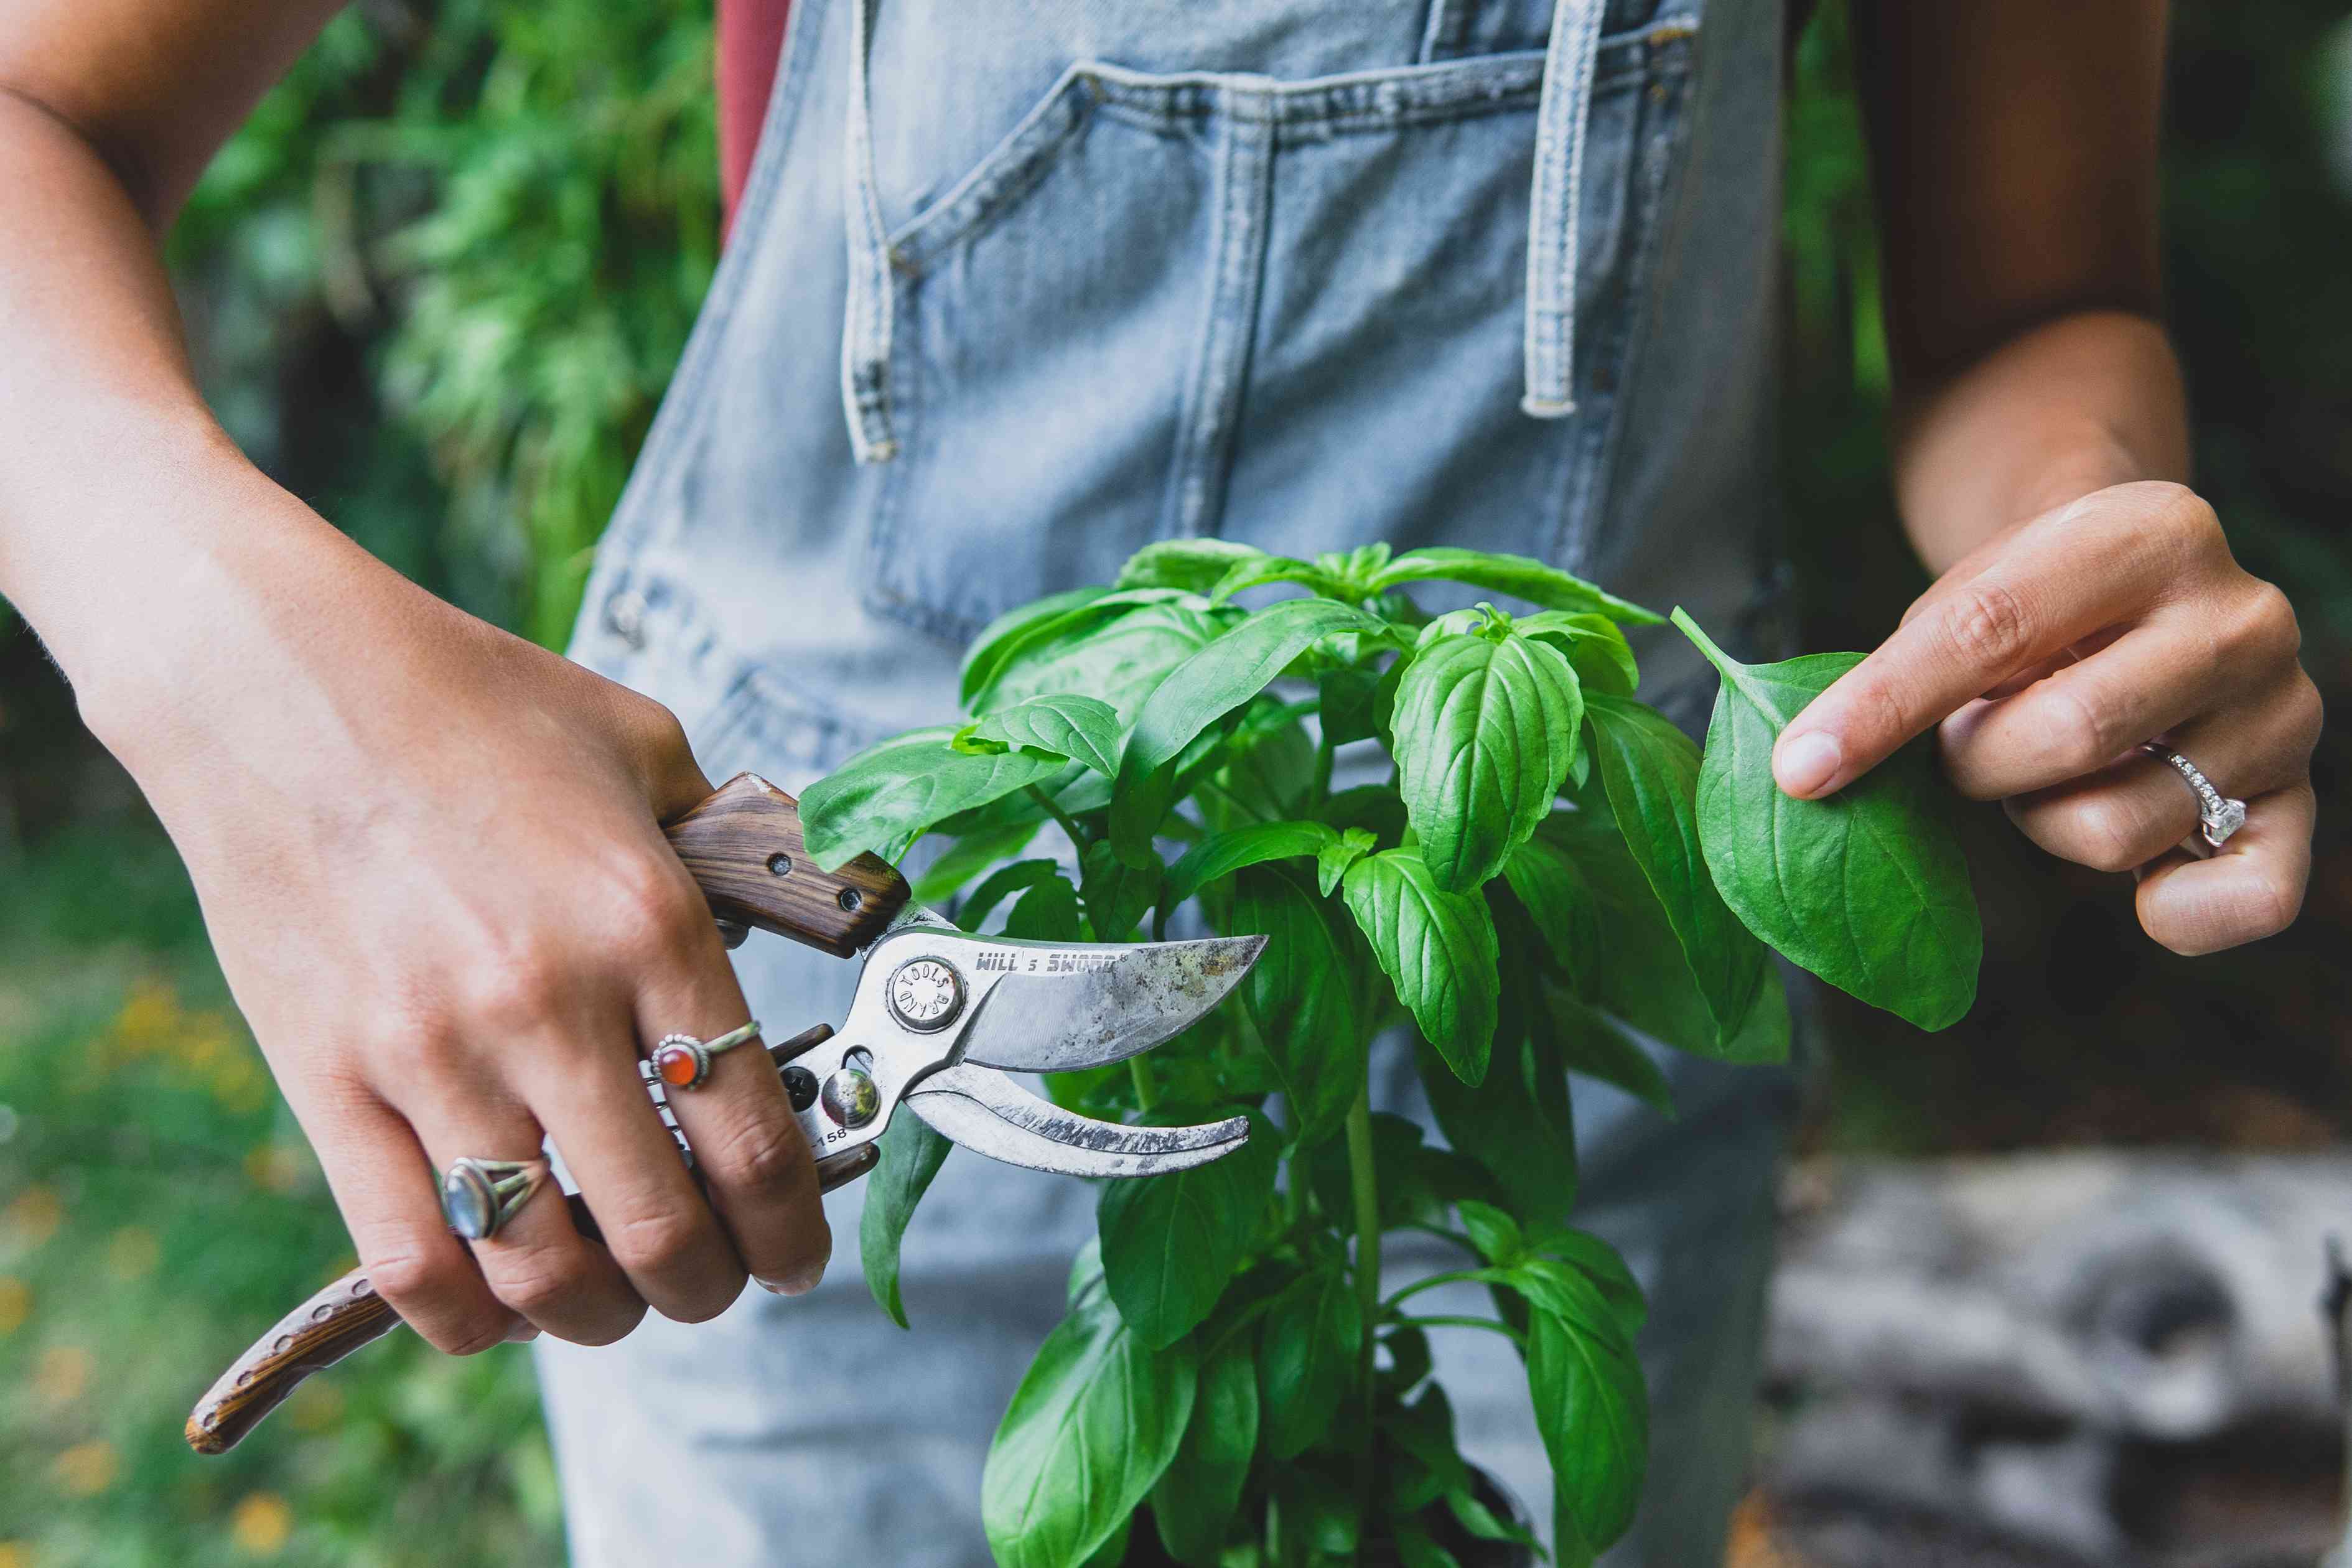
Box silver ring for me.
[441,1156,550,1241]
[2140,743,2248,849]
[648,1019,763,1091]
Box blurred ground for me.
[1,2,2347,1565]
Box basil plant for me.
[798,539,1981,1568]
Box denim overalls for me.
[541,1,1794,1561]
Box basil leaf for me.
[1229,865,1364,1146]
[1004,873,1085,942]
[963,694,1125,778]
[982,1289,1199,1568]
[1317,665,1386,747]
[961,586,1116,706]
[910,819,1042,906]
[1216,709,1319,823]
[1674,612,1982,1031]
[1209,554,1351,602]
[1516,610,1639,698]
[1316,828,1376,897]
[1110,598,1381,867]
[1500,833,1602,986]
[1505,1261,1648,1556]
[1099,1109,1277,1350]
[1454,1200,1525,1267]
[1546,985,1674,1114]
[858,1111,952,1329]
[1320,783,1408,847]
[1417,1034,1575,1223]
[1116,538,1268,594]
[1080,841,1160,942]
[985,601,1231,719]
[1340,849,1500,1086]
[1150,1335,1260,1565]
[1582,695,1770,1048]
[958,859,1065,933]
[801,727,1068,871]
[1394,623,1583,892]
[1526,1230,1648,1340]
[1367,546,1663,626]
[1257,1264,1361,1459]
[1393,1523,1467,1568]
[1538,810,1791,1065]
[1165,820,1339,908]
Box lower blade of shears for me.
[903,1063,1248,1179]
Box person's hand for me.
[1771,480,2322,955]
[92,530,832,1355]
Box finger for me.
[1774,487,2201,799]
[528,1016,752,1325]
[2003,671,2323,872]
[637,912,832,1298]
[402,1083,648,1347]
[2133,782,2314,954]
[1937,614,2262,802]
[302,1086,520,1356]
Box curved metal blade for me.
[905,1064,1249,1179]
[953,933,1266,1073]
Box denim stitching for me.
[1165,99,1275,543]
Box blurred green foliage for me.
[2,2,2350,1562]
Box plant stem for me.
[1312,730,1335,800]
[1127,1055,1158,1114]
[1382,1269,1492,1312]
[1024,783,1088,852]
[1394,1314,1526,1347]
[1344,1078,1381,1524]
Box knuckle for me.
[460,943,572,1032]
[602,857,710,964]
[2150,482,2222,546]
[607,1206,715,1286]
[493,1256,586,1322]
[2048,684,2126,776]
[2233,582,2302,666]
[2071,796,2152,875]
[706,1113,814,1199]
[1942,581,2037,673]
[362,1249,445,1312]
[2285,676,2326,758]
[366,1249,503,1352]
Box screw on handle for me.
[662,773,910,957]
[185,1025,874,1455]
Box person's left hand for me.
[1770,480,2322,956]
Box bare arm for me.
[1771,0,2320,958]
[0,1,834,1356]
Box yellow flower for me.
[105,1227,160,1282]
[4,1187,62,1247]
[111,978,182,1056]
[243,1144,311,1194]
[35,1344,90,1407]
[0,1277,29,1336]
[231,1492,292,1554]
[0,1541,32,1568]
[52,1441,116,1496]
[213,1057,269,1114]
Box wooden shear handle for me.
[188,1028,877,1454]
[185,775,907,1455]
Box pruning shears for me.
[186,773,1262,1454]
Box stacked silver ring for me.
[441,1155,551,1241]
[2140,743,2248,849]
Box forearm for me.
[1889,309,2191,576]
[0,91,389,749]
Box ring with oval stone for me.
[647,1019,763,1091]
[440,1155,552,1241]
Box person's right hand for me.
[85,502,833,1354]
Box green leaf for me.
[1080,841,1160,942]
[985,601,1233,719]
[1367,546,1663,625]
[1228,865,1364,1146]
[1674,611,1982,1031]
[1165,820,1339,908]
[1507,1262,1648,1556]
[1320,783,1407,847]
[1076,1515,1129,1568]
[1527,1230,1649,1340]
[982,1289,1199,1568]
[1391,625,1584,891]
[1500,833,1603,985]
[1257,1264,1361,1458]
[1582,695,1771,1048]
[1340,849,1500,1086]
[802,727,1068,871]
[958,858,1065,933]
[1111,598,1382,867]
[962,694,1125,777]
[1004,873,1085,941]
[961,586,1117,705]
[858,1112,952,1329]
[1393,1524,1467,1568]
[1099,1110,1277,1350]
[1316,828,1376,897]
[1516,610,1640,698]
[1418,1034,1576,1222]
[1317,665,1386,747]
[1546,986,1675,1114]
[1455,1200,1525,1266]
[1116,538,1269,594]
[1150,1335,1260,1566]
[910,819,1043,905]
[1209,554,1351,602]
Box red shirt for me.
[717,0,792,236]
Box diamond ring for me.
[2140,744,2248,849]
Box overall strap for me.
[1521,0,1609,418]
[841,0,901,462]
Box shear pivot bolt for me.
[885,958,966,1032]
[821,1066,880,1129]
[782,1065,819,1112]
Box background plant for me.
[800,536,1981,1567]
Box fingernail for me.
[757,1258,829,1297]
[505,1323,541,1344]
[1776,730,1843,798]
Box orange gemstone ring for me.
[649,1020,763,1091]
